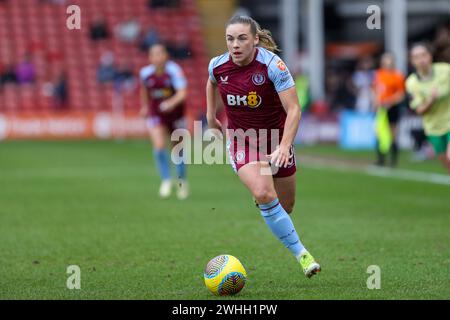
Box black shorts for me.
[387,103,401,124]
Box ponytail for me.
[227,15,280,53]
[256,28,280,53]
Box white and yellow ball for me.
[204,254,247,296]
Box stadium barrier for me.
[0,112,148,140]
[296,112,423,150]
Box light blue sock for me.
[175,150,186,180]
[153,148,171,181]
[176,162,186,180]
[259,198,305,258]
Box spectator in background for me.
[53,72,68,110]
[97,51,116,83]
[115,17,141,43]
[90,14,110,41]
[372,53,406,167]
[148,0,180,9]
[325,67,355,112]
[0,62,3,91]
[38,0,67,4]
[351,56,375,113]
[140,27,160,52]
[16,55,36,84]
[166,35,191,60]
[113,62,136,93]
[1,62,17,84]
[433,25,450,63]
[42,72,68,110]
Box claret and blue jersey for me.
[140,60,187,117]
[208,47,296,132]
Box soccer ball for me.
[204,254,247,296]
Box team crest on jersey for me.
[277,60,286,71]
[252,73,265,85]
[287,145,296,167]
[236,150,245,163]
[146,78,155,87]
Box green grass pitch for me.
[0,140,449,299]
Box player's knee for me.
[153,139,167,150]
[253,187,277,205]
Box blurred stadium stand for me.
[0,0,208,119]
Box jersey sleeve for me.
[437,63,450,98]
[139,65,155,85]
[406,77,425,110]
[208,57,217,84]
[166,62,187,90]
[139,67,148,84]
[267,56,295,93]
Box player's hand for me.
[266,144,292,168]
[159,101,173,113]
[431,88,439,100]
[207,117,223,139]
[207,117,222,131]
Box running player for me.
[406,43,450,173]
[372,52,406,167]
[206,16,320,278]
[140,44,189,199]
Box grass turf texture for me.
[0,140,449,299]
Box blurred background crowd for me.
[0,0,449,159]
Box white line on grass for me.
[299,156,450,186]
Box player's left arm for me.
[160,63,187,112]
[276,87,301,167]
[266,57,301,168]
[160,88,187,112]
[267,86,301,168]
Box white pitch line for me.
[365,166,450,186]
[299,156,450,186]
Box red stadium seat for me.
[0,0,207,114]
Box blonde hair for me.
[227,15,280,53]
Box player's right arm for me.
[140,83,149,117]
[206,57,223,133]
[139,66,154,117]
[407,84,437,116]
[406,76,437,115]
[206,78,222,131]
[414,91,438,115]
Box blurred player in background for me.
[206,16,320,278]
[140,44,189,199]
[372,52,406,167]
[406,43,450,174]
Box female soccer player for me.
[206,16,320,278]
[406,43,450,174]
[372,52,406,167]
[140,43,189,199]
